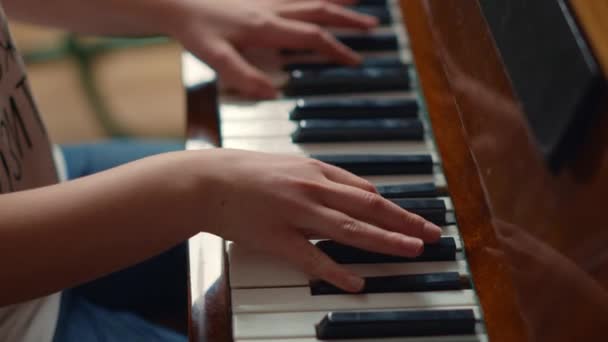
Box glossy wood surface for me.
[399,1,525,340]
[402,0,608,341]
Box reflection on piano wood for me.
[183,0,608,341]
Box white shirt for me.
[0,294,61,342]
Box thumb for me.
[277,234,365,293]
[188,37,277,99]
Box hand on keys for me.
[194,149,442,292]
[172,0,377,98]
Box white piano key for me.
[229,256,468,289]
[185,139,216,150]
[364,174,435,185]
[232,287,477,313]
[330,26,400,37]
[181,52,215,87]
[387,0,418,80]
[442,224,460,236]
[229,225,462,288]
[234,307,482,339]
[445,197,454,210]
[219,91,420,122]
[222,137,431,155]
[434,172,448,188]
[221,119,297,137]
[439,197,452,210]
[221,118,430,139]
[221,100,296,121]
[362,166,444,186]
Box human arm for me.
[3,0,377,98]
[0,149,441,305]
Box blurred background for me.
[10,21,186,144]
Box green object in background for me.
[23,34,171,137]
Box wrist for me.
[128,150,209,239]
[166,150,227,237]
[158,0,200,41]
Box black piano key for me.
[289,98,418,120]
[310,272,462,295]
[336,33,399,51]
[312,154,433,175]
[281,31,398,56]
[356,0,388,6]
[377,182,439,198]
[316,237,457,263]
[391,198,447,226]
[351,6,391,25]
[316,309,476,339]
[283,56,404,71]
[284,67,410,96]
[292,118,424,143]
[391,198,446,210]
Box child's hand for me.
[191,149,442,292]
[171,0,377,98]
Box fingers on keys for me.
[278,1,378,29]
[290,159,443,290]
[312,160,441,242]
[318,183,442,242]
[278,234,365,293]
[319,162,379,194]
[311,206,425,258]
[269,18,362,65]
[198,39,277,98]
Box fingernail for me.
[423,222,442,242]
[347,275,364,292]
[407,237,424,256]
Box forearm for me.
[0,151,204,305]
[2,0,188,37]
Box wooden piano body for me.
[182,1,608,341]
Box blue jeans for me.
[53,139,188,342]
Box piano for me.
[182,1,608,341]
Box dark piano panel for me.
[479,0,605,171]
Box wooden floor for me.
[11,22,186,144]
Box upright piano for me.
[182,1,608,341]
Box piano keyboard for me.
[186,0,487,341]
